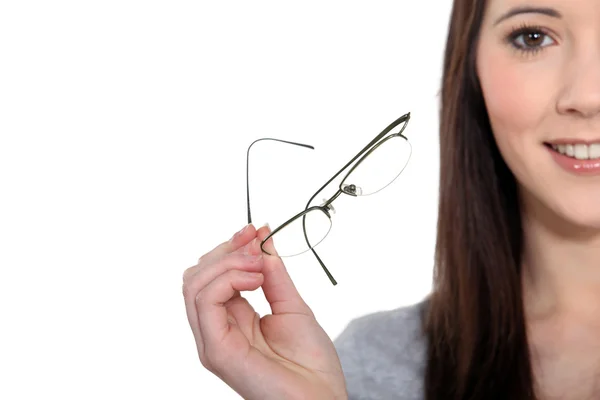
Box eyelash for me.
[505,23,555,56]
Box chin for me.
[527,190,600,237]
[556,201,600,233]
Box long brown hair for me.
[424,0,537,398]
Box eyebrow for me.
[493,6,562,26]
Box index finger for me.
[188,224,257,278]
[207,223,256,259]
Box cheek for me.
[477,45,551,141]
[476,43,557,185]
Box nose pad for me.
[341,183,362,196]
[320,198,336,214]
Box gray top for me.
[333,300,427,400]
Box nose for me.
[556,49,600,118]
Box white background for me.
[0,1,452,399]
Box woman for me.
[182,0,600,398]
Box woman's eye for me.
[511,29,554,51]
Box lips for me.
[545,143,600,175]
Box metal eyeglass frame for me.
[246,112,411,286]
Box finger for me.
[196,269,264,355]
[255,225,314,317]
[186,250,263,309]
[224,295,260,344]
[257,224,279,256]
[184,224,257,283]
[183,250,263,353]
[187,238,263,305]
[199,223,256,265]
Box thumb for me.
[256,224,313,317]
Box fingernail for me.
[261,223,271,231]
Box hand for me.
[183,224,348,400]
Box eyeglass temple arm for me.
[246,138,314,225]
[303,112,411,285]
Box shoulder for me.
[333,299,428,400]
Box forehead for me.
[483,0,600,18]
[479,0,600,32]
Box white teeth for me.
[574,144,588,159]
[566,144,574,157]
[590,143,600,158]
[552,143,600,160]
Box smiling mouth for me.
[545,142,600,160]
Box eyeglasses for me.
[246,112,412,285]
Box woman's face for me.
[477,0,600,231]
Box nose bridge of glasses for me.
[318,182,363,215]
[318,188,346,215]
[319,198,336,214]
